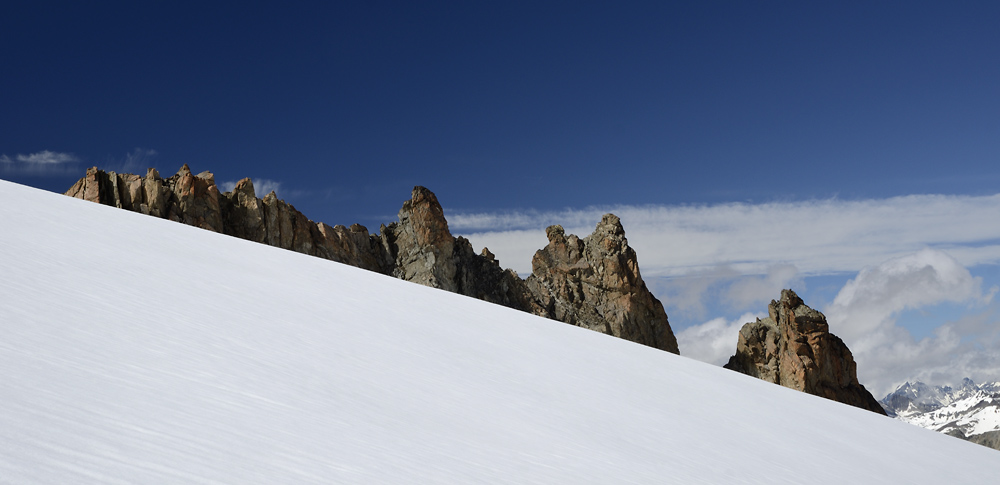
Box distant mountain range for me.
[881,378,1000,450]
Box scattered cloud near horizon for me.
[219,178,283,198]
[0,150,80,175]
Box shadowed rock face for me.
[968,430,1000,451]
[724,289,885,415]
[66,166,678,355]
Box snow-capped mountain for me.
[881,379,1000,446]
[3,178,1000,483]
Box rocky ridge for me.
[724,289,885,414]
[66,166,677,354]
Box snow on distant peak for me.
[881,378,1000,443]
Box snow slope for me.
[1,179,998,484]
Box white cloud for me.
[823,249,1000,397]
[648,266,741,316]
[725,264,802,309]
[219,178,283,198]
[827,249,987,350]
[451,194,1000,278]
[15,150,78,165]
[676,312,763,366]
[1,150,80,175]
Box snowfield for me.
[1,179,998,484]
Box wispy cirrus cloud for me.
[104,148,158,173]
[0,150,81,175]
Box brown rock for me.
[142,168,168,217]
[313,222,388,272]
[724,289,886,414]
[171,165,223,232]
[65,167,113,205]
[387,186,458,291]
[118,173,144,211]
[261,191,295,250]
[524,214,679,354]
[222,178,266,243]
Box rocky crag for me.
[724,289,885,414]
[525,217,678,353]
[66,166,678,354]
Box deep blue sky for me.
[3,1,999,229]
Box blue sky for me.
[3,1,1000,396]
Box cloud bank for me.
[676,312,763,367]
[824,249,1000,397]
[451,194,1000,277]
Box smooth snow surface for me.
[2,179,998,484]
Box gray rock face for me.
[724,289,885,414]
[66,167,678,355]
[969,430,1000,451]
[385,186,459,291]
[452,237,550,316]
[524,215,679,354]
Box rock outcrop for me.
[525,216,679,354]
[66,166,677,354]
[969,430,1000,451]
[724,289,885,414]
[66,166,394,272]
[379,186,549,316]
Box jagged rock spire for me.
[724,289,885,414]
[525,214,679,354]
